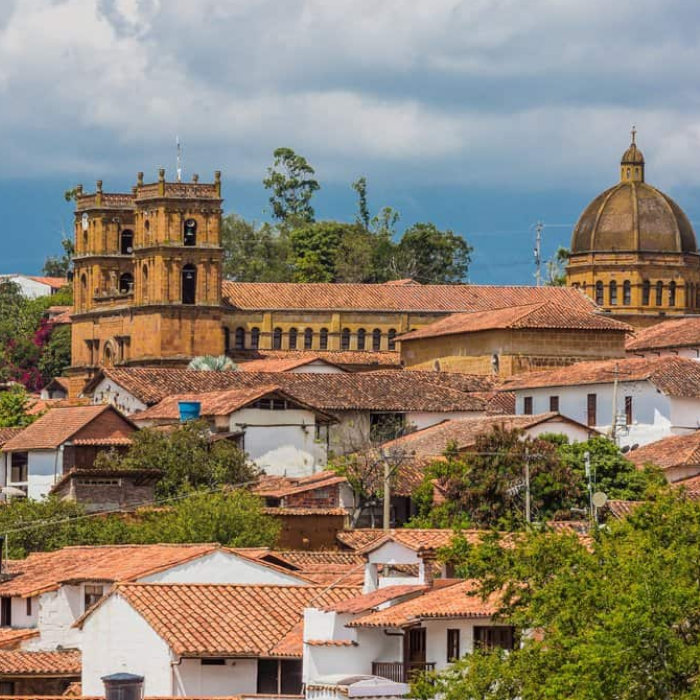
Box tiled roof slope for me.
[236,356,345,373]
[222,282,595,313]
[93,369,490,412]
[231,350,402,370]
[0,429,22,448]
[501,356,700,398]
[0,544,221,597]
[2,406,133,452]
[252,472,348,500]
[347,580,498,627]
[378,413,584,464]
[27,276,68,290]
[115,583,362,657]
[324,585,427,614]
[626,317,700,352]
[400,303,631,341]
[0,628,39,649]
[0,649,81,675]
[626,432,700,471]
[336,528,482,553]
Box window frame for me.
[447,628,461,661]
[523,397,533,415]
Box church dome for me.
[571,133,697,255]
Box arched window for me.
[223,327,231,353]
[669,281,676,307]
[80,273,87,307]
[595,281,604,306]
[142,264,149,301]
[319,328,329,350]
[341,328,351,351]
[623,280,631,306]
[304,328,313,350]
[289,328,298,350]
[388,328,397,351]
[272,327,282,350]
[184,219,197,246]
[118,273,133,295]
[656,281,663,306]
[103,343,115,368]
[357,328,366,351]
[642,280,650,305]
[372,328,382,352]
[250,327,260,349]
[234,327,245,350]
[182,264,196,304]
[609,281,617,305]
[120,229,134,255]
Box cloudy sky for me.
[3,0,700,282]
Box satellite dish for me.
[592,491,608,508]
[621,445,630,454]
[630,444,639,451]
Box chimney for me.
[102,673,144,700]
[419,550,436,587]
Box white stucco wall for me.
[2,276,54,299]
[8,449,63,500]
[10,595,38,629]
[232,407,327,477]
[514,380,677,447]
[137,550,306,586]
[409,411,485,431]
[90,378,147,414]
[669,397,700,433]
[174,658,258,696]
[521,419,593,443]
[81,593,173,696]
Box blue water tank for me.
[178,401,201,422]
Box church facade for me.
[566,133,700,323]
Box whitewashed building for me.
[0,275,67,299]
[503,356,700,447]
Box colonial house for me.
[85,368,498,461]
[0,543,307,654]
[252,472,355,511]
[398,301,630,376]
[0,649,81,696]
[626,431,700,483]
[131,385,336,477]
[626,317,700,360]
[79,583,362,697]
[0,275,67,299]
[502,356,700,447]
[0,405,136,499]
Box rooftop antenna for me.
[176,136,183,182]
[533,221,543,286]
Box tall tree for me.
[352,176,370,229]
[42,237,74,278]
[545,246,570,286]
[262,147,320,223]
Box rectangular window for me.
[0,597,11,627]
[447,629,460,661]
[549,396,559,412]
[201,658,226,666]
[26,598,31,617]
[523,397,533,415]
[625,396,633,426]
[10,453,28,483]
[369,413,405,443]
[587,394,597,427]
[0,682,14,695]
[474,626,515,651]
[84,585,104,610]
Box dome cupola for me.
[620,126,644,182]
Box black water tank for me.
[102,672,144,700]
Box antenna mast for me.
[176,136,183,183]
[534,221,543,287]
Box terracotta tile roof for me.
[50,309,72,325]
[222,282,595,313]
[377,413,593,466]
[502,356,700,398]
[0,649,80,675]
[484,391,516,415]
[347,580,499,627]
[400,303,631,341]
[252,472,348,500]
[70,437,133,446]
[336,529,390,551]
[305,639,357,647]
[26,398,92,416]
[0,544,222,597]
[230,350,402,370]
[113,583,363,657]
[262,550,365,570]
[323,585,427,614]
[62,681,82,696]
[605,499,643,519]
[626,317,700,352]
[43,377,71,394]
[0,429,22,448]
[2,406,134,452]
[0,629,39,650]
[236,356,346,373]
[263,507,348,517]
[626,432,700,472]
[50,468,162,496]
[336,528,484,554]
[92,369,489,413]
[397,371,494,393]
[26,277,68,290]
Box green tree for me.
[545,246,570,286]
[38,324,72,385]
[263,147,320,223]
[42,237,74,278]
[422,491,700,700]
[221,214,293,282]
[94,421,257,499]
[289,221,344,282]
[352,176,370,229]
[393,223,472,283]
[0,385,38,427]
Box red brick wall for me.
[73,408,135,441]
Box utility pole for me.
[610,362,620,443]
[176,136,183,182]
[524,451,531,524]
[534,221,543,287]
[382,453,391,532]
[584,450,593,522]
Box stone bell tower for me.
[67,170,225,395]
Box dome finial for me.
[631,124,637,145]
[620,129,644,182]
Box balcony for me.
[372,661,435,683]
